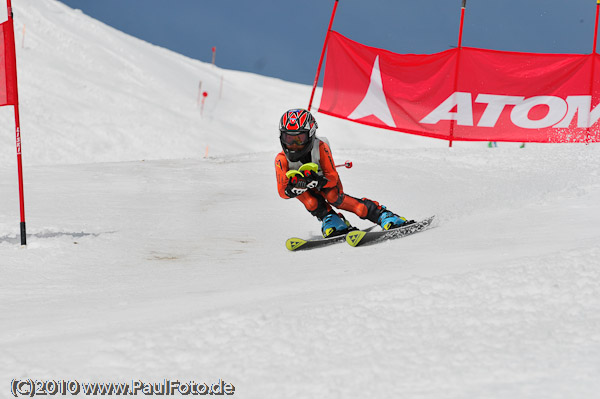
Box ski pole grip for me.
[335,160,352,169]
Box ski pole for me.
[335,160,352,169]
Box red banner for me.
[319,31,600,143]
[0,19,17,106]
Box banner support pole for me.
[449,0,467,148]
[594,0,600,54]
[308,0,339,112]
[457,0,466,49]
[6,0,26,245]
[587,0,600,144]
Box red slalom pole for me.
[201,91,208,116]
[449,0,467,148]
[308,0,339,111]
[14,107,25,246]
[6,0,26,245]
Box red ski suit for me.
[275,138,381,221]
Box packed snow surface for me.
[1,1,600,398]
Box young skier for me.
[275,108,414,238]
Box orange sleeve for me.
[275,152,291,199]
[318,141,340,189]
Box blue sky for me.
[56,0,597,86]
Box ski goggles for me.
[280,131,309,146]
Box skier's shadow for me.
[0,231,113,244]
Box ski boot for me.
[377,207,414,230]
[321,211,351,238]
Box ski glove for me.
[285,175,308,197]
[303,170,327,190]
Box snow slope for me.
[1,1,600,398]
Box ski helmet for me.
[279,108,318,162]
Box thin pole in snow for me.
[197,80,202,107]
[201,91,208,116]
[449,0,467,148]
[14,106,25,245]
[6,0,26,245]
[308,0,339,112]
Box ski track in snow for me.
[1,0,600,398]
